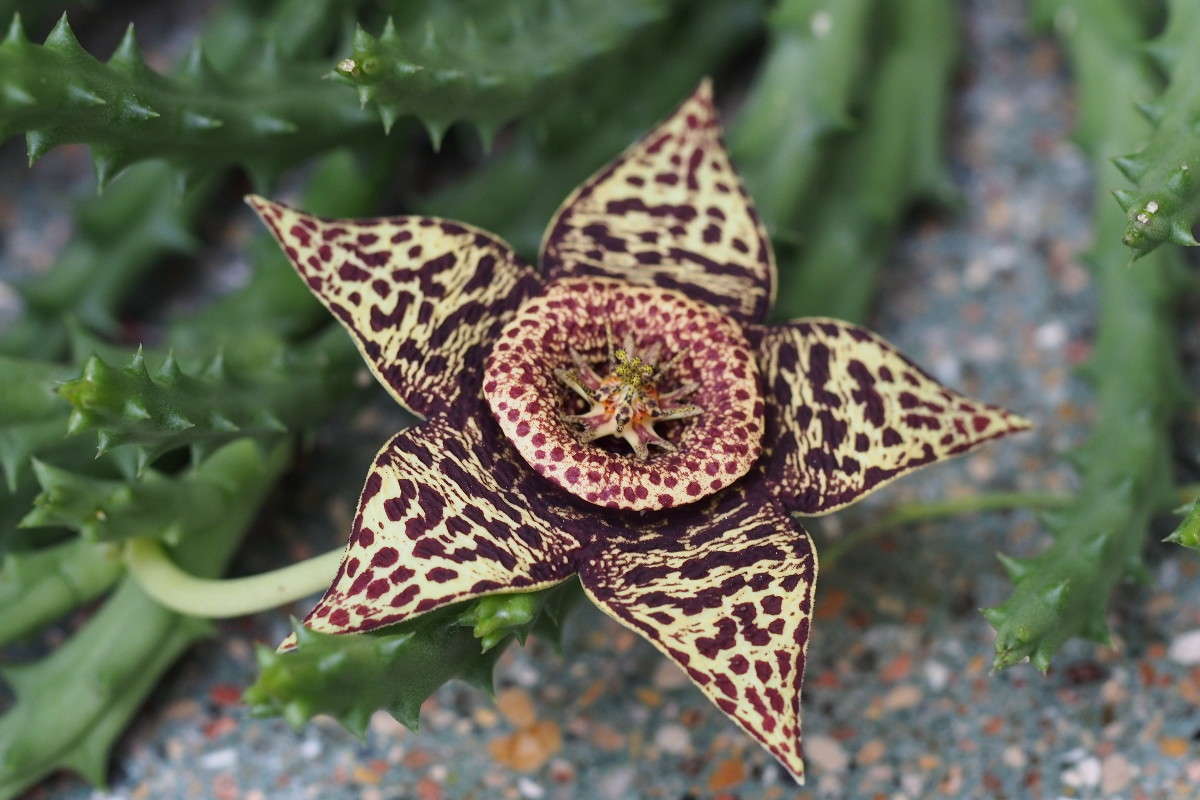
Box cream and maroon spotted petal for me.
[247,196,542,421]
[749,319,1031,515]
[578,489,816,782]
[299,415,584,637]
[540,79,776,324]
[483,277,764,511]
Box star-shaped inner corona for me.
[484,278,764,511]
[554,331,702,460]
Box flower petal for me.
[749,319,1031,515]
[540,79,776,324]
[247,196,542,420]
[577,488,815,782]
[299,414,585,637]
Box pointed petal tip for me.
[244,194,283,217]
[1005,411,1034,433]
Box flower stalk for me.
[123,538,341,618]
[127,489,1093,617]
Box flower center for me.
[554,332,701,460]
[483,278,764,511]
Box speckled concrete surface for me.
[4,1,1200,798]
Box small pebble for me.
[1061,756,1100,788]
[1002,745,1027,769]
[856,739,886,765]
[707,757,746,791]
[517,777,545,798]
[598,766,635,799]
[653,724,691,755]
[1168,629,1200,665]
[882,684,922,712]
[496,688,536,728]
[924,660,950,691]
[199,748,238,770]
[1100,753,1136,794]
[805,734,849,773]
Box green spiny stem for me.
[1166,497,1200,550]
[21,437,294,546]
[0,580,212,799]
[335,0,674,145]
[423,0,761,255]
[0,0,353,361]
[986,0,1189,672]
[0,538,123,646]
[58,327,358,472]
[1110,0,1200,258]
[0,7,382,790]
[124,538,341,617]
[243,581,583,736]
[0,439,289,799]
[0,13,375,190]
[0,356,74,492]
[730,0,872,238]
[772,0,959,322]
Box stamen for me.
[554,335,703,461]
[554,367,595,403]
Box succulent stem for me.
[124,538,342,618]
[987,0,1191,672]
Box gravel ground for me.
[3,0,1200,798]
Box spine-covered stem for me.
[0,441,290,798]
[986,0,1188,671]
[0,13,373,189]
[771,0,958,321]
[0,539,123,646]
[730,0,873,236]
[1113,0,1200,257]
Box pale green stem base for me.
[123,539,342,618]
[123,484,1200,619]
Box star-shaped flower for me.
[248,80,1027,781]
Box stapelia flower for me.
[248,80,1028,781]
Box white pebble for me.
[924,660,950,691]
[199,747,237,770]
[517,777,545,799]
[1167,628,1200,665]
[654,723,691,755]
[299,737,322,759]
[1002,745,1027,769]
[1034,321,1067,350]
[1062,756,1101,788]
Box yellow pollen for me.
[613,348,654,389]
